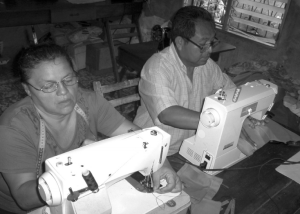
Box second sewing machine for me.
[180,79,278,175]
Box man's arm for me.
[2,172,45,211]
[158,105,200,130]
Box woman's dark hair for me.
[15,43,75,83]
[170,6,215,43]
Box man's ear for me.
[174,36,184,51]
[22,83,31,97]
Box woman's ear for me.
[22,83,31,97]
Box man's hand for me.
[246,116,269,129]
[152,160,182,194]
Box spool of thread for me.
[82,169,99,193]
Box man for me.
[134,6,235,170]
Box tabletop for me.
[213,142,300,214]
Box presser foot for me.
[126,173,154,193]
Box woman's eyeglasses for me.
[27,75,78,93]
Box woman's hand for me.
[80,139,95,147]
[152,160,182,194]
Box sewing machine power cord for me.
[174,156,300,214]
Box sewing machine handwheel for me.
[38,172,62,206]
[200,108,220,128]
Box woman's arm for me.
[2,172,45,211]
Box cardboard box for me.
[86,41,122,75]
[67,43,86,71]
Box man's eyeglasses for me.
[183,36,220,53]
[27,75,78,93]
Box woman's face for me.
[24,56,78,117]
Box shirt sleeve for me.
[139,55,178,121]
[0,126,37,174]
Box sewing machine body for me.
[179,80,278,175]
[38,127,171,214]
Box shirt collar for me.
[169,43,187,73]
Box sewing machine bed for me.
[72,179,191,214]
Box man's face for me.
[24,57,78,117]
[178,20,216,67]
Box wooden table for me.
[0,0,143,27]
[213,142,300,214]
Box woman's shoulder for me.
[77,87,111,109]
[77,87,98,104]
[0,96,36,126]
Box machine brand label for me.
[232,87,242,103]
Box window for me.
[183,0,290,47]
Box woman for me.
[0,44,181,214]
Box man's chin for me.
[197,59,209,66]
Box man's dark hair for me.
[15,43,75,83]
[170,6,215,43]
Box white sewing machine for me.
[38,127,172,214]
[179,79,278,175]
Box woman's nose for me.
[56,82,68,95]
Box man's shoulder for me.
[146,45,176,64]
[142,46,180,76]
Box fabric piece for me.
[167,153,187,172]
[191,198,222,214]
[177,163,223,214]
[249,119,300,143]
[276,151,300,185]
[177,163,223,201]
[134,43,235,155]
[0,87,125,214]
[239,118,300,157]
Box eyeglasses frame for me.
[183,36,220,53]
[26,75,79,93]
